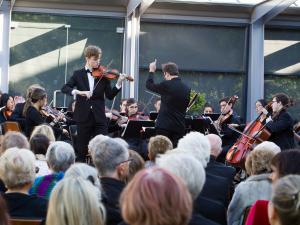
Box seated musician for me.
[120,98,127,115]
[125,98,148,120]
[203,102,214,114]
[0,94,14,123]
[265,93,295,150]
[24,87,69,139]
[218,97,241,161]
[154,98,161,112]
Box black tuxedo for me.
[146,72,190,146]
[266,110,295,150]
[61,68,120,161]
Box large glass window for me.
[10,12,124,108]
[264,28,300,119]
[139,22,247,119]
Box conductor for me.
[146,59,191,147]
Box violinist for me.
[0,94,15,123]
[61,45,126,162]
[25,88,69,139]
[125,98,149,121]
[218,97,241,161]
[265,93,295,150]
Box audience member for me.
[30,134,51,177]
[120,167,193,225]
[0,131,29,155]
[126,150,145,182]
[157,153,222,225]
[145,135,173,168]
[0,195,10,225]
[46,177,105,225]
[228,148,277,225]
[0,148,48,219]
[89,137,129,225]
[30,124,56,143]
[30,141,75,200]
[268,175,300,225]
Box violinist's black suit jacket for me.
[146,72,190,134]
[61,68,120,124]
[266,110,295,150]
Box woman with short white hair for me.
[46,177,105,225]
[0,148,48,219]
[30,141,75,200]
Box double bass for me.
[225,103,272,168]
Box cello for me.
[225,102,272,168]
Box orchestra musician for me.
[154,98,161,112]
[24,87,69,139]
[265,93,295,150]
[146,59,190,147]
[0,94,14,123]
[203,102,214,114]
[61,45,126,162]
[125,98,149,121]
[120,98,127,114]
[218,97,241,161]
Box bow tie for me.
[85,68,92,74]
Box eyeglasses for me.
[117,158,133,165]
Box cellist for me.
[265,93,295,150]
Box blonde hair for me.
[46,177,105,225]
[271,175,300,225]
[148,135,173,160]
[245,149,276,175]
[0,148,35,189]
[30,124,55,143]
[84,45,102,59]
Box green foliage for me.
[188,90,206,115]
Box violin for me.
[92,65,134,81]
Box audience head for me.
[88,134,110,155]
[206,134,222,157]
[120,167,192,225]
[245,148,277,176]
[126,150,145,182]
[30,124,55,143]
[157,153,206,200]
[0,148,35,190]
[270,150,300,183]
[46,177,105,225]
[65,163,101,189]
[268,175,300,225]
[148,135,173,161]
[30,134,50,155]
[0,195,9,225]
[177,132,211,167]
[90,138,129,180]
[46,141,75,173]
[253,141,281,155]
[0,131,29,155]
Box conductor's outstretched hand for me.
[149,59,157,73]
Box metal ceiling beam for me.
[246,0,297,121]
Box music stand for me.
[185,117,210,134]
[149,111,158,121]
[121,120,155,139]
[203,113,221,121]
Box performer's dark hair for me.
[273,93,290,107]
[219,97,230,104]
[162,62,179,75]
[84,45,102,59]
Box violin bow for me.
[141,91,161,115]
[186,92,199,113]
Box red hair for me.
[120,167,192,225]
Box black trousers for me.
[76,111,108,162]
[156,128,184,148]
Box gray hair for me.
[271,175,300,225]
[156,153,206,200]
[1,131,29,155]
[46,141,75,172]
[91,138,129,176]
[253,141,281,154]
[65,163,101,189]
[88,135,110,155]
[177,132,211,168]
[0,148,36,189]
[206,134,222,157]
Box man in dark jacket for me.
[146,59,190,147]
[266,93,295,150]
